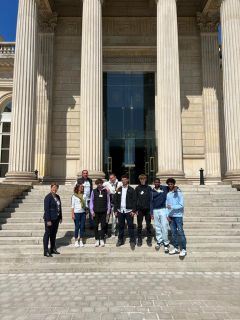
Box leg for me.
[144,211,152,238]
[100,212,107,240]
[153,209,163,244]
[117,212,125,242]
[74,212,80,240]
[175,217,187,250]
[160,209,170,246]
[50,218,59,251]
[111,209,117,235]
[170,217,179,249]
[43,221,51,254]
[79,212,86,239]
[137,211,144,240]
[94,213,100,240]
[126,212,135,243]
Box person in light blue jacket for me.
[166,178,187,257]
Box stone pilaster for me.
[34,14,57,179]
[6,0,38,182]
[80,0,104,178]
[221,0,240,181]
[198,12,222,182]
[155,0,184,178]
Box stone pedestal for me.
[155,0,184,179]
[221,0,240,181]
[6,0,38,182]
[79,0,104,179]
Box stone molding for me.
[197,11,220,33]
[38,12,58,34]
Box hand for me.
[114,212,118,217]
[131,211,135,217]
[167,204,172,209]
[151,214,154,220]
[71,213,75,220]
[47,221,52,226]
[167,216,172,222]
[60,219,62,224]
[92,212,95,218]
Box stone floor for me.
[0,272,240,320]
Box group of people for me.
[43,170,187,258]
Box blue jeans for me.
[74,212,86,239]
[170,217,187,250]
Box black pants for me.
[94,212,107,240]
[137,209,152,238]
[118,211,135,242]
[43,217,60,253]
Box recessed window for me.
[0,99,12,177]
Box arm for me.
[71,196,75,220]
[132,188,137,213]
[172,192,184,210]
[150,191,153,215]
[107,193,111,214]
[89,191,94,215]
[58,196,63,222]
[44,195,51,222]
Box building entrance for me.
[103,72,157,184]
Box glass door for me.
[103,72,157,184]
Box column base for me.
[4,172,38,185]
[77,171,105,180]
[156,171,185,183]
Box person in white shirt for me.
[103,173,122,237]
[71,184,86,248]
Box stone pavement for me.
[0,272,240,320]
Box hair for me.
[166,178,176,185]
[82,169,88,174]
[74,183,83,194]
[121,174,129,180]
[95,178,104,185]
[138,174,147,180]
[51,182,59,188]
[154,178,160,183]
[109,173,116,177]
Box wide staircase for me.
[0,184,240,273]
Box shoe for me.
[155,243,161,251]
[116,239,124,247]
[169,248,180,255]
[44,252,53,257]
[130,241,136,250]
[164,245,170,254]
[179,249,187,257]
[74,241,80,248]
[147,237,152,247]
[100,240,105,247]
[95,240,100,247]
[79,240,84,248]
[137,238,142,247]
[50,249,60,254]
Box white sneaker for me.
[79,240,84,248]
[179,249,187,257]
[74,241,80,248]
[100,240,105,247]
[169,248,180,255]
[95,240,100,247]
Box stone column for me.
[35,15,57,179]
[6,0,38,182]
[79,0,104,178]
[155,0,184,178]
[221,0,240,181]
[198,13,222,182]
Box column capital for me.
[38,12,58,33]
[197,11,220,33]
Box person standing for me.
[114,174,136,249]
[135,174,152,247]
[150,178,170,253]
[103,173,122,237]
[71,184,86,248]
[90,179,111,247]
[43,183,62,257]
[76,170,93,228]
[166,178,187,257]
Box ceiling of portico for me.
[52,0,210,17]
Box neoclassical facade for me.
[0,0,240,185]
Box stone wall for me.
[0,184,31,212]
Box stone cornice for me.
[197,11,220,33]
[36,0,53,15]
[38,12,58,33]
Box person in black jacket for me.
[135,174,152,247]
[43,183,62,257]
[76,170,93,228]
[114,174,136,249]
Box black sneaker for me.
[137,237,142,247]
[155,243,161,251]
[146,237,152,247]
[164,245,170,254]
[130,241,136,250]
[116,239,124,247]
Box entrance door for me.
[103,72,157,184]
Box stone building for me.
[0,0,239,185]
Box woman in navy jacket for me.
[43,183,62,257]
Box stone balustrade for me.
[0,42,15,56]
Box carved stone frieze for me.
[197,11,220,32]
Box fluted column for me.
[155,0,184,178]
[6,0,38,182]
[198,13,222,181]
[35,16,56,179]
[221,0,240,181]
[79,0,104,178]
